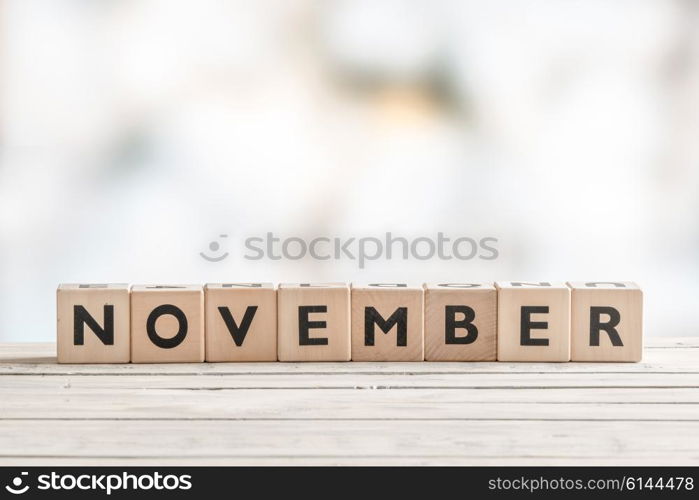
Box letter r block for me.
[351,283,424,361]
[424,283,496,361]
[568,282,643,362]
[131,285,204,363]
[277,283,350,361]
[205,283,277,362]
[56,284,130,363]
[496,282,570,362]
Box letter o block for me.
[277,283,351,361]
[56,284,130,363]
[568,282,643,362]
[131,285,204,363]
[351,283,424,361]
[496,282,570,362]
[424,283,496,361]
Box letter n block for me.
[131,285,204,363]
[424,283,496,361]
[277,283,350,361]
[568,281,643,362]
[496,282,570,362]
[351,283,424,361]
[56,284,130,363]
[205,283,277,362]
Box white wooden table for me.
[0,338,697,465]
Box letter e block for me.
[568,281,643,362]
[277,283,350,361]
[205,283,277,362]
[496,282,570,362]
[56,284,130,363]
[424,283,496,361]
[131,285,204,363]
[351,283,424,361]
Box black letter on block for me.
[147,304,188,349]
[584,282,626,288]
[298,305,328,345]
[365,307,407,346]
[590,306,623,346]
[445,305,478,344]
[520,306,549,346]
[218,306,258,346]
[73,305,114,345]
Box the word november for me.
[56,282,643,363]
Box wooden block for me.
[56,284,130,363]
[205,283,277,362]
[131,285,204,363]
[351,283,424,361]
[496,281,570,362]
[277,283,350,362]
[424,282,496,361]
[568,281,643,362]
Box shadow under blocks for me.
[56,281,643,363]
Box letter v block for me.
[205,283,277,362]
[131,285,204,363]
[277,283,350,361]
[424,283,496,361]
[351,283,424,361]
[57,284,130,363]
[568,281,643,362]
[496,282,571,362]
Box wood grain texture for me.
[568,281,643,362]
[1,339,697,465]
[351,284,424,361]
[277,283,351,361]
[496,282,571,362]
[56,284,131,364]
[424,283,496,361]
[205,283,277,362]
[131,285,205,363]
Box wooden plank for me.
[1,339,698,465]
[2,372,698,390]
[2,386,698,404]
[4,358,699,374]
[1,341,697,375]
[1,456,696,466]
[0,358,699,378]
[1,389,699,420]
[2,353,698,374]
[0,420,696,465]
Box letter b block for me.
[131,285,204,363]
[277,283,351,361]
[424,283,496,361]
[56,284,130,363]
[496,282,571,362]
[351,284,424,361]
[568,282,643,362]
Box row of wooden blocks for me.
[56,282,643,363]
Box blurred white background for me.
[1,0,697,341]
